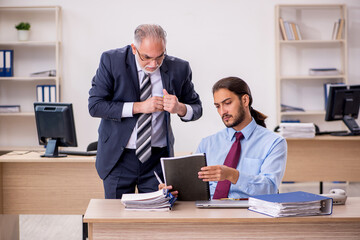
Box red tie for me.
[213,131,244,199]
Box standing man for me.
[89,24,202,199]
[197,77,287,199]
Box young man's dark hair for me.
[212,76,267,128]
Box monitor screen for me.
[34,102,78,157]
[325,84,360,136]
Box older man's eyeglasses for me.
[136,48,166,62]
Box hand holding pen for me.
[154,171,179,198]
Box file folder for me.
[36,85,44,102]
[44,85,50,102]
[50,85,56,102]
[0,50,4,77]
[4,50,13,77]
[249,191,333,217]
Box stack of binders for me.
[36,85,56,102]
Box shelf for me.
[279,40,345,44]
[0,77,57,81]
[275,4,347,128]
[280,111,325,116]
[277,4,345,9]
[0,41,60,46]
[280,75,345,80]
[0,112,34,117]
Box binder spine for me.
[0,50,4,77]
[4,50,13,77]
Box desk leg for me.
[320,181,323,194]
[88,223,93,240]
[0,163,2,214]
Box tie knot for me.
[142,73,149,83]
[235,132,244,141]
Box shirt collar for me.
[226,118,257,141]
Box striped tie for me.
[136,74,152,163]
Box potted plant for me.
[15,22,31,41]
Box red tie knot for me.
[235,132,244,141]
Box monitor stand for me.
[331,116,360,136]
[41,139,67,157]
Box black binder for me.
[160,153,210,201]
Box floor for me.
[2,181,360,240]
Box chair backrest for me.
[87,141,98,151]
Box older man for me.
[89,24,202,199]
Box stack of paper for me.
[248,191,332,218]
[279,123,315,138]
[121,189,176,211]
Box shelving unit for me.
[0,6,62,149]
[275,4,347,131]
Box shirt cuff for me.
[180,104,193,121]
[122,102,134,118]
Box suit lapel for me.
[160,58,173,95]
[126,47,140,100]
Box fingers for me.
[163,92,179,113]
[158,184,178,198]
[198,165,223,182]
[143,96,163,113]
[158,183,166,190]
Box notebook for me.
[196,199,249,208]
[160,153,210,201]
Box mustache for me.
[222,114,232,120]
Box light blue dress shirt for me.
[196,118,287,199]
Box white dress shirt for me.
[123,58,193,149]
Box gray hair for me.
[133,24,167,48]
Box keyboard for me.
[58,150,97,156]
[316,130,348,135]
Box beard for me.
[222,103,246,128]
[140,59,164,74]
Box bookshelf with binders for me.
[275,4,348,132]
[0,6,62,150]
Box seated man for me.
[197,76,287,199]
[161,77,287,199]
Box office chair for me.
[86,141,98,152]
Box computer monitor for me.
[325,84,360,136]
[34,102,78,157]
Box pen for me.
[153,171,164,185]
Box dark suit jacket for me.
[88,45,202,179]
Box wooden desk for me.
[283,136,360,181]
[0,151,104,214]
[84,198,360,240]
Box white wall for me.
[2,0,360,152]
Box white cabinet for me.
[0,6,62,149]
[275,4,347,131]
